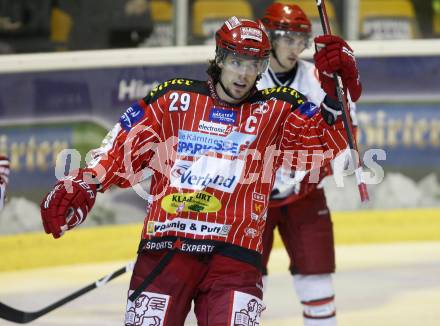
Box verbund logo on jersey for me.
[170,157,245,193]
[177,130,255,156]
[119,102,144,131]
[209,108,237,125]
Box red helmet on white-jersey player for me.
[261,2,312,47]
[261,3,312,70]
[262,2,312,34]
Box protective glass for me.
[221,53,269,76]
[273,30,310,50]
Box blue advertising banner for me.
[1,56,439,123]
[358,56,440,99]
[1,126,72,197]
[0,64,207,124]
[0,122,107,198]
[357,103,440,169]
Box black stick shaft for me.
[0,263,133,323]
[317,0,332,34]
[315,0,369,202]
[317,0,356,152]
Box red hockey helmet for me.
[215,16,271,59]
[262,2,312,34]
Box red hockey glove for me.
[0,155,9,211]
[40,170,97,238]
[314,35,362,102]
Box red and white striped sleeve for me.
[0,155,9,211]
[86,97,163,191]
[0,155,9,186]
[280,102,349,172]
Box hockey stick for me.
[315,0,369,202]
[0,262,134,324]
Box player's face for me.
[272,32,308,71]
[218,54,268,102]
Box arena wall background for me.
[0,39,439,198]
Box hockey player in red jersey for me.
[40,17,361,326]
[0,155,9,211]
[258,3,361,325]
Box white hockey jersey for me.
[258,59,356,201]
[258,59,326,107]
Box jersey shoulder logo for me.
[119,102,145,131]
[209,107,238,125]
[298,101,319,118]
[258,86,305,107]
[145,78,196,104]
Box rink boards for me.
[1,207,439,272]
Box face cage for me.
[270,30,311,49]
[215,48,270,75]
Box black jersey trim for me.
[267,66,298,87]
[143,78,210,105]
[268,68,282,87]
[251,85,307,109]
[138,236,262,271]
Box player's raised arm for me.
[40,93,164,239]
[281,36,361,171]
